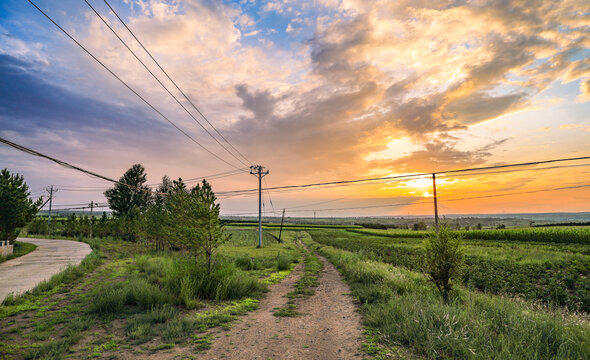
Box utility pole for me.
[278,208,285,243]
[432,174,439,232]
[89,201,94,238]
[47,185,55,237]
[250,165,269,248]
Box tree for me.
[104,164,151,218]
[0,168,42,242]
[140,176,174,251]
[166,179,230,273]
[153,175,173,206]
[423,225,464,302]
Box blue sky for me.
[1,0,589,216]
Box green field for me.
[4,223,590,359]
[0,228,303,359]
[309,228,590,312]
[302,227,590,359]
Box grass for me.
[304,234,590,359]
[0,229,301,359]
[274,235,323,317]
[0,241,37,264]
[310,229,590,312]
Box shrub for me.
[413,222,427,231]
[423,226,464,302]
[276,252,292,271]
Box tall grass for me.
[134,254,266,302]
[307,238,590,359]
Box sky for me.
[0,0,589,217]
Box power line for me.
[1,136,119,184]
[83,0,249,168]
[0,136,163,196]
[221,182,590,216]
[49,204,110,211]
[216,156,590,196]
[101,0,253,166]
[27,0,243,170]
[51,168,249,192]
[263,177,275,213]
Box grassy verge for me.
[304,234,590,359]
[1,230,301,359]
[274,245,323,317]
[0,241,38,264]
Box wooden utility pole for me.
[432,174,439,232]
[47,185,54,237]
[89,201,94,238]
[278,208,285,243]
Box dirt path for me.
[201,254,365,360]
[0,238,92,302]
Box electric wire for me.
[216,156,590,196]
[1,136,119,184]
[221,182,590,216]
[102,0,253,166]
[83,0,249,168]
[27,0,244,170]
[0,136,169,197]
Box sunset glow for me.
[1,0,589,216]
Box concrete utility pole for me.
[89,201,94,238]
[250,165,269,248]
[432,174,439,232]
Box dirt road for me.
[0,238,92,302]
[201,254,365,360]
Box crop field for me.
[302,227,590,359]
[0,228,302,359]
[310,228,590,312]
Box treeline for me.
[29,164,228,271]
[532,222,590,227]
[27,213,126,239]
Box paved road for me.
[0,238,92,302]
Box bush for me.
[422,226,464,302]
[276,253,292,271]
[413,222,427,231]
